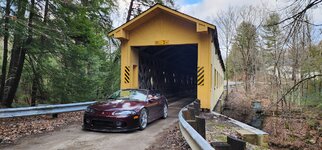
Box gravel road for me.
[3,98,194,150]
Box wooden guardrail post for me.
[210,136,246,150]
[227,136,246,150]
[193,100,200,116]
[195,116,205,138]
[183,100,206,139]
[182,109,192,120]
[51,113,58,118]
[210,142,230,150]
[187,106,196,120]
[182,109,197,129]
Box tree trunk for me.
[30,0,49,105]
[319,76,321,96]
[2,0,27,107]
[3,0,34,107]
[31,76,37,106]
[244,67,250,94]
[0,0,11,106]
[126,0,134,22]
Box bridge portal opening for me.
[136,44,197,99]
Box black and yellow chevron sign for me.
[124,66,130,83]
[197,66,204,86]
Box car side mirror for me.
[148,99,155,103]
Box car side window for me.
[149,90,160,99]
[108,90,120,99]
[154,94,160,99]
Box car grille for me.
[92,120,114,128]
[91,119,127,128]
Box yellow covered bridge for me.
[109,4,225,110]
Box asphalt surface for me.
[3,97,194,150]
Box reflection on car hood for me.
[90,99,145,111]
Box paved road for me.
[3,98,194,150]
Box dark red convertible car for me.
[83,89,168,132]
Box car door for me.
[154,94,164,117]
[145,97,159,121]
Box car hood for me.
[90,100,145,112]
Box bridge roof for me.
[108,4,215,36]
[108,4,225,72]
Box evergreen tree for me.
[232,21,258,93]
[0,0,119,107]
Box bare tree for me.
[278,0,322,39]
[213,6,239,99]
[126,0,174,22]
[262,13,286,110]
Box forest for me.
[0,0,321,149]
[214,1,322,148]
[0,0,321,112]
[0,0,174,108]
[215,2,322,110]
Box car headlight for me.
[113,110,136,116]
[85,107,95,113]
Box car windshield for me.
[108,89,148,101]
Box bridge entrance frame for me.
[109,4,225,109]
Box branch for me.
[278,0,322,25]
[263,74,322,113]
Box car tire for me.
[162,104,168,119]
[139,108,148,130]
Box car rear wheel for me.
[139,108,148,130]
[162,104,168,119]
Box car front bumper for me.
[83,113,140,132]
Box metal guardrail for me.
[178,105,214,150]
[0,101,96,118]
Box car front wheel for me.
[162,104,168,119]
[139,108,148,130]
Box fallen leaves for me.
[263,116,322,150]
[224,85,322,150]
[146,122,191,150]
[0,111,83,144]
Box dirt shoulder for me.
[0,111,83,146]
[146,121,190,150]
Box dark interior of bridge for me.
[136,44,197,99]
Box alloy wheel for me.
[139,109,148,130]
[162,104,168,119]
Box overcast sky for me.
[180,0,321,24]
[112,0,322,58]
[114,0,322,31]
[114,0,322,25]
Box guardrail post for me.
[183,109,197,129]
[227,136,246,150]
[193,100,200,116]
[182,109,192,120]
[187,106,196,120]
[195,116,205,138]
[52,113,58,118]
[179,103,215,150]
[210,142,230,150]
[186,120,197,129]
